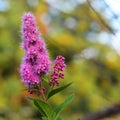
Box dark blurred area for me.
[0,0,120,119]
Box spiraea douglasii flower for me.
[20,13,51,87]
[19,13,74,120]
[20,12,67,97]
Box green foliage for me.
[26,97,34,102]
[33,98,54,119]
[25,82,73,120]
[54,94,74,120]
[33,94,74,120]
[47,82,72,99]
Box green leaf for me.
[42,76,49,83]
[42,117,48,120]
[22,86,39,91]
[47,82,72,99]
[33,99,46,116]
[33,99,55,119]
[26,97,34,102]
[56,117,62,120]
[54,94,74,119]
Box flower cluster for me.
[19,13,73,120]
[20,13,51,87]
[49,55,66,86]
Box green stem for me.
[40,89,47,102]
[38,83,47,102]
[50,84,54,91]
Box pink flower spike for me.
[49,55,66,86]
[20,13,51,87]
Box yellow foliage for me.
[52,33,75,46]
[105,52,120,69]
[77,21,89,31]
[36,2,48,14]
[50,94,65,105]
[0,96,7,108]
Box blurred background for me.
[0,0,120,120]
